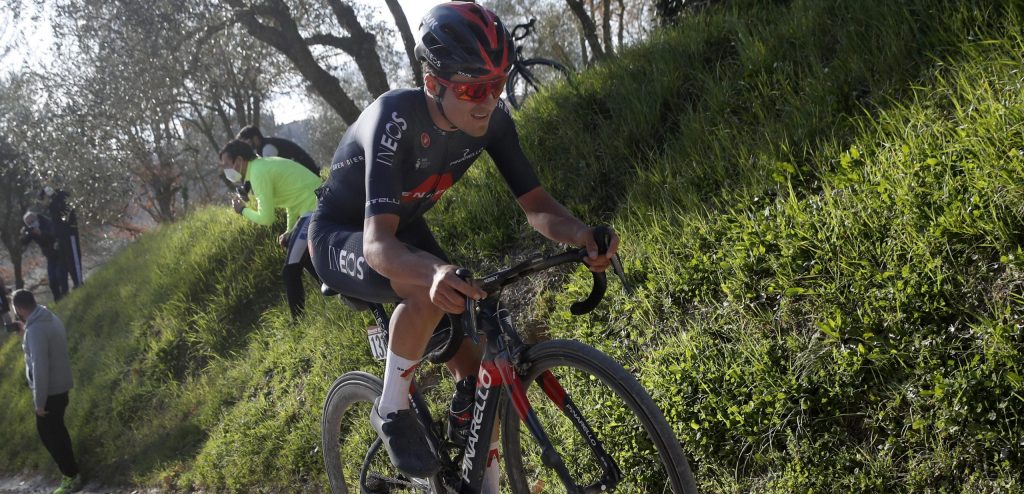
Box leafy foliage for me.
[2,0,1024,492]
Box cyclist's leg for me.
[309,216,448,476]
[381,218,452,411]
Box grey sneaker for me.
[370,398,441,478]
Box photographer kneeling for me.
[11,289,82,493]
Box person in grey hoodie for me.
[12,289,81,493]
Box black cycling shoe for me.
[370,398,441,478]
[447,375,477,446]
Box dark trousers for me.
[46,257,69,301]
[283,213,320,319]
[36,392,79,478]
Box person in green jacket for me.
[220,139,323,319]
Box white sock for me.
[378,350,420,416]
[482,441,500,494]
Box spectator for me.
[41,187,84,289]
[11,289,81,494]
[220,139,323,320]
[20,212,69,301]
[237,125,321,177]
[0,275,11,326]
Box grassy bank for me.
[1,0,1022,491]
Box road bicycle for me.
[505,18,573,110]
[321,227,697,493]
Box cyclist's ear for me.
[424,74,438,96]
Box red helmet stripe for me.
[452,3,499,49]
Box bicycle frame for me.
[405,296,623,494]
[356,226,624,492]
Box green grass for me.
[1,0,1023,491]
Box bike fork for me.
[490,323,621,492]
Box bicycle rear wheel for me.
[322,371,442,493]
[505,58,571,109]
[501,340,698,493]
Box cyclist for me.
[220,140,323,320]
[307,1,619,489]
[237,125,321,177]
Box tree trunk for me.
[324,0,390,97]
[565,0,607,62]
[601,0,614,56]
[617,0,625,48]
[579,30,589,65]
[383,0,422,86]
[226,0,369,124]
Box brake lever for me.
[610,253,634,294]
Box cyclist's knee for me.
[399,289,443,319]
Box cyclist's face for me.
[433,74,503,137]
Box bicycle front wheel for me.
[322,371,441,493]
[505,58,571,109]
[501,340,698,493]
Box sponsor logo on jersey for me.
[365,197,400,207]
[328,246,366,280]
[401,173,453,203]
[415,158,431,170]
[420,132,431,148]
[376,112,408,168]
[331,155,364,171]
[450,147,484,167]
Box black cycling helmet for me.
[415,2,514,79]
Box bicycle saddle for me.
[320,283,373,312]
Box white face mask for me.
[224,168,243,183]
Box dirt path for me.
[0,472,152,494]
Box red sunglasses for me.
[434,75,507,103]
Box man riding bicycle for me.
[308,2,619,490]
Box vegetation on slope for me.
[1,0,1022,492]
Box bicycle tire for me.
[322,371,443,493]
[500,340,698,493]
[505,58,571,110]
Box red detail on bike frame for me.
[487,447,501,467]
[538,371,568,410]
[491,357,534,419]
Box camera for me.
[4,322,19,333]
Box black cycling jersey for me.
[310,88,540,302]
[261,136,320,176]
[315,88,540,228]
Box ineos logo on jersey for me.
[328,246,366,280]
[420,132,431,148]
[376,112,408,168]
[401,173,453,203]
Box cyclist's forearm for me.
[519,187,591,245]
[529,211,590,245]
